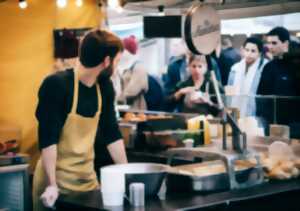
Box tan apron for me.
[32,69,102,211]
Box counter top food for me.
[60,135,300,210]
[57,179,300,211]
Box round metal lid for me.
[184,4,221,55]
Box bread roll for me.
[279,161,295,173]
[178,169,194,176]
[268,166,292,180]
[259,152,268,160]
[136,113,147,121]
[268,141,294,161]
[291,167,299,178]
[294,159,300,169]
[124,112,136,121]
[262,158,280,172]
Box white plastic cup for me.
[183,139,194,148]
[101,191,124,206]
[100,167,125,193]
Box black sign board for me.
[143,16,182,38]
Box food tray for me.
[167,160,261,192]
[143,130,203,148]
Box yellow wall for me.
[0,0,102,172]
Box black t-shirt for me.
[256,58,300,138]
[36,69,122,150]
[257,58,299,96]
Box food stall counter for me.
[57,179,300,211]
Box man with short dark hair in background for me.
[256,26,300,138]
[265,27,290,60]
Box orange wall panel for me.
[0,0,102,171]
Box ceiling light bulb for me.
[108,0,120,9]
[19,0,28,9]
[116,6,124,13]
[76,0,83,7]
[57,0,67,8]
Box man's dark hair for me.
[221,37,233,48]
[267,26,290,43]
[79,29,124,68]
[243,37,264,53]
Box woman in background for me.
[166,54,219,115]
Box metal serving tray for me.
[166,160,262,193]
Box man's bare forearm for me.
[41,145,57,187]
[107,139,128,164]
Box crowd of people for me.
[114,26,300,137]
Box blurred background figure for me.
[169,38,189,62]
[163,39,222,112]
[227,37,268,117]
[114,35,149,110]
[218,37,241,85]
[163,40,190,111]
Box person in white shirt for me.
[227,37,268,117]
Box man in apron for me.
[33,29,128,211]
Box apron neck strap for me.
[71,69,79,114]
[95,82,102,114]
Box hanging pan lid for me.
[184,4,221,55]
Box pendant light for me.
[19,0,28,9]
[76,0,83,7]
[57,0,67,8]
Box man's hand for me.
[40,185,59,208]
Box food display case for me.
[118,109,214,150]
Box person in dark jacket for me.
[163,55,188,111]
[256,27,300,137]
[218,37,241,85]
